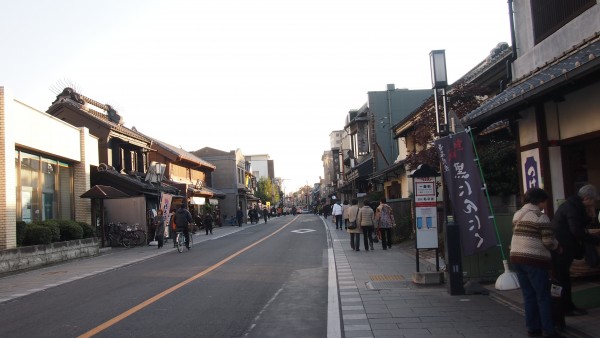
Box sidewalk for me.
[328,221,599,338]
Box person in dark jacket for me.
[203,212,214,235]
[154,210,166,249]
[322,203,331,220]
[552,184,599,316]
[174,203,193,249]
[236,208,244,227]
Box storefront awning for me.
[91,169,179,197]
[347,158,373,182]
[80,185,130,199]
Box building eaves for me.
[146,136,216,170]
[369,160,405,182]
[392,42,512,137]
[49,88,151,144]
[463,33,600,128]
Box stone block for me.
[412,271,444,285]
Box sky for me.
[1,0,511,193]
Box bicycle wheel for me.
[135,230,147,246]
[122,231,136,248]
[176,232,184,253]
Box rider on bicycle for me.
[174,202,193,249]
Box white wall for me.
[13,99,98,163]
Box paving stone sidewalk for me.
[328,222,598,338]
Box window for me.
[15,150,73,222]
[531,0,595,44]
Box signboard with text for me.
[434,131,498,256]
[414,177,438,249]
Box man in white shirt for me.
[332,201,343,230]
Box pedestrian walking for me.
[332,200,343,230]
[342,200,350,230]
[322,203,331,220]
[357,199,375,251]
[263,206,269,223]
[510,188,564,338]
[203,212,214,235]
[552,184,599,317]
[347,199,361,251]
[375,198,395,250]
[154,209,165,249]
[236,207,244,227]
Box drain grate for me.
[369,274,405,281]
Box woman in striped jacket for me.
[510,188,563,338]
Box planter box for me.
[0,238,100,275]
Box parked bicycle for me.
[105,222,147,248]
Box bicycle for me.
[105,222,128,247]
[127,223,147,246]
[175,226,194,253]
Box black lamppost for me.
[430,49,464,295]
[149,162,163,246]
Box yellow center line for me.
[78,217,298,338]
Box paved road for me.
[1,213,599,337]
[0,215,330,337]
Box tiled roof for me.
[463,34,600,127]
[144,135,216,170]
[50,88,151,144]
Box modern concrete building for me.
[367,84,430,184]
[191,147,252,224]
[245,154,274,181]
[1,87,98,249]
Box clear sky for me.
[1,0,511,193]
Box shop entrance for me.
[562,137,600,198]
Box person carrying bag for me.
[357,199,375,251]
[346,199,361,251]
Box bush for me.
[58,220,84,241]
[16,221,27,246]
[32,220,60,242]
[23,224,53,245]
[78,222,96,238]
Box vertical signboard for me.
[357,121,369,155]
[332,149,340,181]
[520,148,542,191]
[414,177,438,249]
[161,193,173,238]
[434,131,498,256]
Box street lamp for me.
[429,49,463,295]
[430,50,449,135]
[149,162,162,246]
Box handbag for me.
[347,208,360,230]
